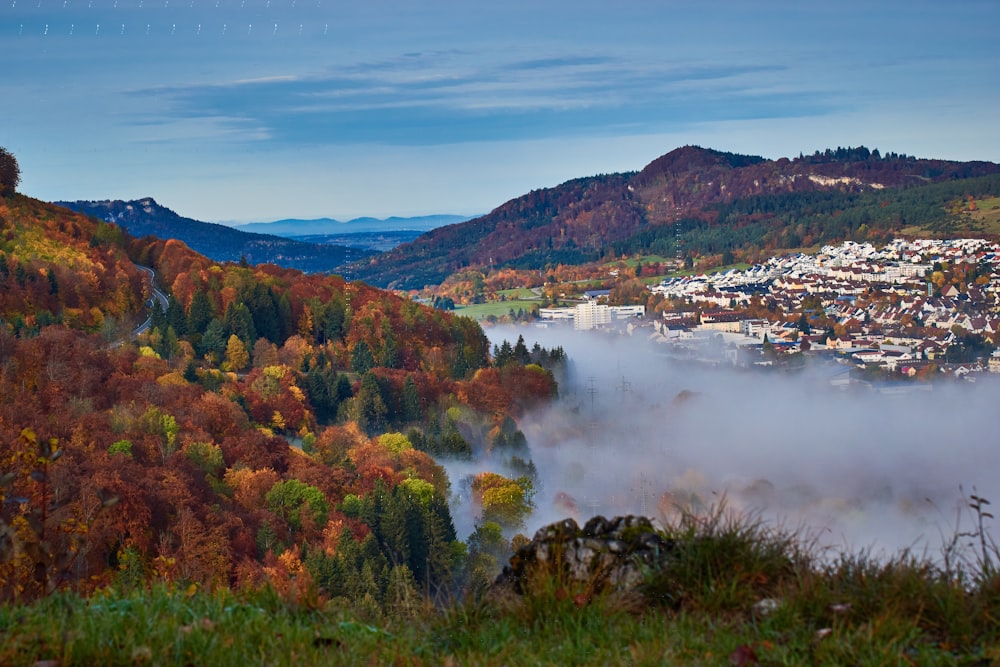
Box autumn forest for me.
[0,190,561,606]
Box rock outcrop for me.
[492,515,674,595]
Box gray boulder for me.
[492,515,674,595]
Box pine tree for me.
[357,371,388,435]
[200,318,226,362]
[250,283,281,343]
[187,289,213,334]
[351,340,375,374]
[165,296,188,336]
[495,340,514,367]
[223,302,256,346]
[160,325,179,360]
[401,375,421,423]
[321,300,346,343]
[381,329,400,369]
[513,335,530,365]
[335,373,353,402]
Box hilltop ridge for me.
[55,197,374,273]
[348,146,1000,290]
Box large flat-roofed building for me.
[575,301,611,330]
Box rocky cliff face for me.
[493,515,674,596]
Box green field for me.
[968,196,1000,233]
[496,287,540,299]
[612,254,676,268]
[454,299,540,320]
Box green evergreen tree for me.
[276,292,294,341]
[357,370,388,435]
[797,313,812,335]
[200,318,227,362]
[187,289,213,334]
[306,366,341,423]
[160,325,179,360]
[335,373,354,403]
[351,340,375,374]
[165,296,188,336]
[450,345,471,380]
[223,301,256,346]
[378,488,416,576]
[465,521,506,592]
[250,283,282,344]
[401,375,421,423]
[494,340,514,367]
[424,493,461,597]
[321,300,346,343]
[381,329,400,369]
[513,335,530,365]
[440,421,472,458]
[304,546,347,598]
[149,299,166,332]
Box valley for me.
[2,144,999,664]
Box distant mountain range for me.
[346,146,1000,290]
[236,214,471,237]
[54,198,376,274]
[53,146,1000,291]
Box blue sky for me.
[3,0,998,223]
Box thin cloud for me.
[129,53,829,146]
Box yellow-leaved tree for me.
[224,334,249,372]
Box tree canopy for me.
[0,147,21,197]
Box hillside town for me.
[540,238,1000,381]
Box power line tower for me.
[635,473,650,517]
[675,218,684,265]
[616,375,631,401]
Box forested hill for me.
[0,195,148,335]
[56,197,374,274]
[0,190,561,603]
[348,146,1000,290]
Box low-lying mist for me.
[481,325,1000,561]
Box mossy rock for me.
[492,515,674,596]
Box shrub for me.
[108,439,133,457]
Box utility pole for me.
[586,376,597,414]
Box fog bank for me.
[486,325,1000,560]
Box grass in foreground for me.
[3,504,999,665]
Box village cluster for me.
[542,238,1000,380]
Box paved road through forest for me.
[132,265,169,338]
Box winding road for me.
[132,265,169,338]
